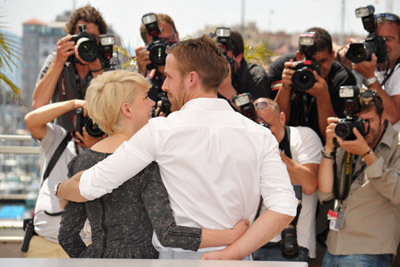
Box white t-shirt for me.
[80,98,298,253]
[376,64,400,131]
[34,124,89,243]
[267,126,322,258]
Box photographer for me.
[252,98,321,262]
[23,99,104,257]
[268,27,356,141]
[32,5,119,132]
[217,30,269,107]
[337,8,400,132]
[135,13,179,77]
[318,88,400,266]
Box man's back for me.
[79,98,296,252]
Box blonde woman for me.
[58,70,248,258]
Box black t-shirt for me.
[232,58,269,100]
[267,54,356,138]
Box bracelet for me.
[321,148,334,159]
[90,67,103,73]
[361,148,372,158]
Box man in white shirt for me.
[57,35,297,260]
[251,98,321,262]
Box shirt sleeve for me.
[260,131,298,216]
[79,124,156,200]
[58,201,87,258]
[367,152,400,205]
[139,162,202,251]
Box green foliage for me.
[243,37,275,68]
[0,25,22,103]
[115,45,137,71]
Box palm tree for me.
[0,29,22,103]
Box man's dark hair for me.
[230,30,244,57]
[65,5,108,35]
[299,27,332,55]
[139,13,177,45]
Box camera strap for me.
[279,125,292,159]
[41,132,72,187]
[381,57,400,86]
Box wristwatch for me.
[54,182,62,199]
[363,76,378,87]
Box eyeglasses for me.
[255,101,269,110]
[159,31,178,44]
[375,13,400,24]
[359,89,378,98]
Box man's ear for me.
[188,71,199,88]
[279,111,286,126]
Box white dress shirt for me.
[80,98,297,252]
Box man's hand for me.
[75,127,107,148]
[54,35,75,65]
[336,127,370,156]
[353,53,377,78]
[326,117,339,151]
[307,70,329,98]
[135,46,151,76]
[281,61,296,91]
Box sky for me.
[2,0,400,53]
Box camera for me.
[291,32,321,92]
[334,86,370,141]
[281,184,302,259]
[75,107,104,139]
[70,24,115,65]
[345,5,388,64]
[214,27,236,78]
[142,13,171,70]
[147,69,171,117]
[232,93,257,121]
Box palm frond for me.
[243,37,275,68]
[0,71,22,103]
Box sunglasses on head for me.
[375,13,400,24]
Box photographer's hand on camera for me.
[74,126,106,148]
[55,35,76,65]
[353,53,378,81]
[135,46,151,76]
[335,127,377,166]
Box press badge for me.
[328,207,346,231]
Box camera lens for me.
[148,40,168,67]
[292,68,316,92]
[335,121,352,139]
[346,42,374,63]
[281,226,299,259]
[76,37,99,62]
[85,119,104,137]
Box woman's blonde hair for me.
[85,70,151,135]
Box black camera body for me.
[75,107,104,139]
[292,32,321,92]
[334,86,369,141]
[70,24,115,65]
[142,13,170,70]
[214,27,236,79]
[345,5,388,64]
[147,69,171,117]
[281,184,302,259]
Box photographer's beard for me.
[363,114,385,147]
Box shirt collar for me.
[180,97,233,111]
[377,121,395,150]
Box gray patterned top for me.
[58,149,202,258]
